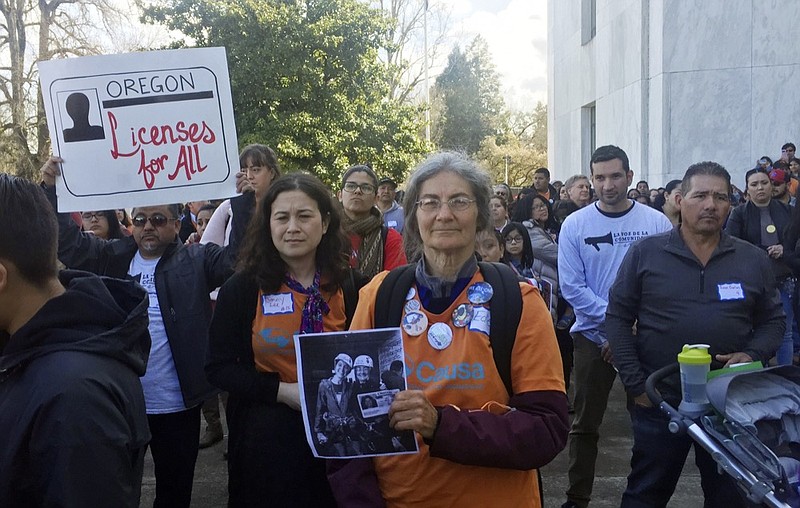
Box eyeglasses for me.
[343,182,376,194]
[132,214,173,228]
[531,204,547,211]
[505,236,524,244]
[81,212,106,221]
[415,197,476,212]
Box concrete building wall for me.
[548,0,800,189]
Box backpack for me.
[373,261,546,502]
[373,261,523,395]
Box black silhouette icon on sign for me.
[63,92,105,142]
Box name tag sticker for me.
[718,283,744,301]
[468,306,491,336]
[261,293,294,315]
[387,220,397,227]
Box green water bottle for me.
[677,344,711,417]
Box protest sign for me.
[39,47,239,211]
[294,328,418,459]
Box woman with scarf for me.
[339,165,407,278]
[206,173,352,507]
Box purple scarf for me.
[285,270,329,334]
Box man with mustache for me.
[606,161,784,506]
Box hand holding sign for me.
[41,156,63,188]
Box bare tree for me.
[375,0,450,104]
[0,0,142,179]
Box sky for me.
[438,0,548,110]
[107,0,548,112]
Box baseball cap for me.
[769,168,788,185]
[378,177,397,189]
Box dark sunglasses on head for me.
[132,214,172,228]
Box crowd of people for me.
[0,140,796,507]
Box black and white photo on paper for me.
[294,327,419,459]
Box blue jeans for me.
[777,278,795,365]
[621,405,745,508]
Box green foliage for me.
[142,0,429,187]
[476,103,548,187]
[431,36,504,156]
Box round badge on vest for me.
[404,299,421,313]
[767,224,777,234]
[467,282,493,304]
[452,303,473,328]
[402,311,428,336]
[405,287,416,301]
[427,322,453,350]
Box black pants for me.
[147,405,202,508]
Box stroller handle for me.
[645,363,679,407]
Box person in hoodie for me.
[0,173,151,507]
[41,157,236,508]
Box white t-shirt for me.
[129,251,185,414]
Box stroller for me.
[647,364,800,507]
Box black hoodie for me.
[0,270,151,507]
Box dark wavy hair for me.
[501,222,534,270]
[237,173,350,293]
[512,193,557,232]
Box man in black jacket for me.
[42,157,236,508]
[0,174,151,507]
[606,161,784,507]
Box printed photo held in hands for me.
[294,327,418,459]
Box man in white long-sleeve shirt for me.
[557,145,672,508]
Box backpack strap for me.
[342,268,369,329]
[478,261,523,396]
[374,261,522,395]
[480,263,541,504]
[374,263,417,328]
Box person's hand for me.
[388,390,438,440]
[601,342,614,364]
[317,432,328,445]
[633,392,652,407]
[41,156,63,188]
[715,352,753,368]
[235,171,253,194]
[185,232,200,245]
[277,382,301,411]
[767,244,784,259]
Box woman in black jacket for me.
[726,168,795,365]
[206,173,352,507]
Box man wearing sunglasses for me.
[41,157,235,508]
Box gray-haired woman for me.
[329,151,568,508]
